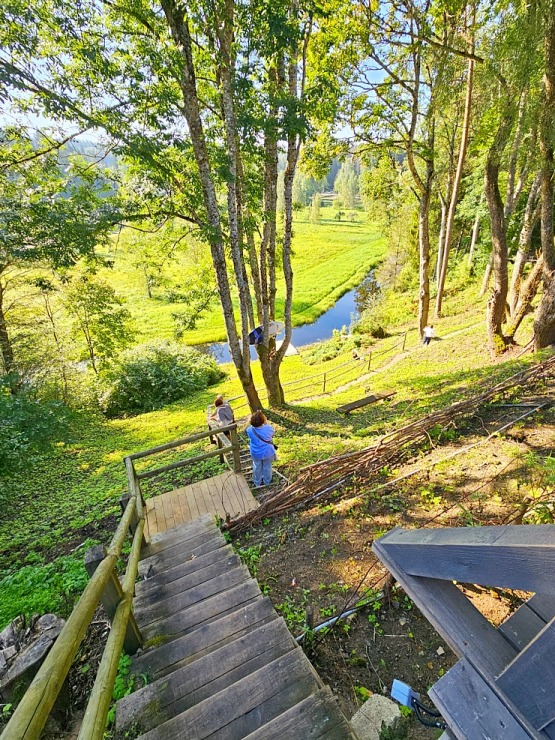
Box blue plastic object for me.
[391,679,420,709]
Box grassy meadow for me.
[101,207,386,345]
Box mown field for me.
[101,207,387,345]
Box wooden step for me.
[140,519,219,563]
[498,593,555,651]
[146,512,214,547]
[136,647,322,740]
[497,616,555,731]
[135,551,241,609]
[241,687,357,739]
[135,565,252,630]
[138,530,226,578]
[139,579,262,642]
[116,619,297,734]
[136,543,236,596]
[131,597,279,680]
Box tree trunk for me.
[534,0,555,349]
[435,46,474,317]
[468,193,484,268]
[508,174,541,315]
[0,277,15,377]
[435,193,447,283]
[506,253,543,339]
[484,108,515,355]
[161,0,261,410]
[418,162,433,339]
[480,254,493,296]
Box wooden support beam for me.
[497,618,555,731]
[429,658,540,739]
[84,546,142,655]
[376,525,555,594]
[372,538,517,678]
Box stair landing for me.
[117,514,357,739]
[145,471,258,539]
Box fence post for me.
[230,425,242,473]
[322,373,327,393]
[402,331,408,351]
[84,546,142,654]
[367,352,372,372]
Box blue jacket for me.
[246,424,275,459]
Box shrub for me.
[101,341,224,417]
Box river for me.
[206,284,362,364]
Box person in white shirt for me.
[423,325,435,346]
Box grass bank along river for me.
[102,208,386,348]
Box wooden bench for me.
[337,391,396,414]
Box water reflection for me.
[202,271,379,364]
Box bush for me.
[101,342,224,417]
[0,379,69,474]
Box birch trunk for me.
[508,172,541,315]
[534,0,555,350]
[435,51,474,317]
[506,254,543,339]
[161,0,261,411]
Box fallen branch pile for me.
[228,354,555,533]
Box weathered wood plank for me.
[135,566,251,628]
[137,649,320,740]
[140,529,219,565]
[241,687,354,740]
[429,658,538,739]
[136,544,235,595]
[136,553,241,610]
[376,525,555,594]
[373,538,517,677]
[499,604,547,651]
[140,517,216,562]
[337,391,396,414]
[116,619,296,733]
[138,532,226,578]
[147,512,213,547]
[528,593,555,623]
[139,579,262,642]
[544,720,555,739]
[497,618,555,730]
[131,598,278,679]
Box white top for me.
[423,326,435,339]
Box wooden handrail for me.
[128,426,234,461]
[1,498,137,739]
[78,518,145,740]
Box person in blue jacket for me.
[246,410,275,487]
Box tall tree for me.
[0,131,118,383]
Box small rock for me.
[399,617,408,627]
[350,694,403,740]
[437,646,445,656]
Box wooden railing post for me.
[402,331,408,351]
[230,425,242,473]
[367,352,372,372]
[322,373,327,393]
[84,546,142,655]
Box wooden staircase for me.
[115,514,357,739]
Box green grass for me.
[101,207,386,345]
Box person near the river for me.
[422,325,435,346]
[246,410,276,487]
[210,395,235,431]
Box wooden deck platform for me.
[117,515,356,739]
[145,471,258,540]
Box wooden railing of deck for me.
[1,424,241,740]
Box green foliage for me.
[107,653,147,726]
[0,380,69,473]
[0,545,94,629]
[65,273,133,374]
[304,328,353,364]
[235,544,263,578]
[101,342,223,417]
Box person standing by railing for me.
[246,410,276,487]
